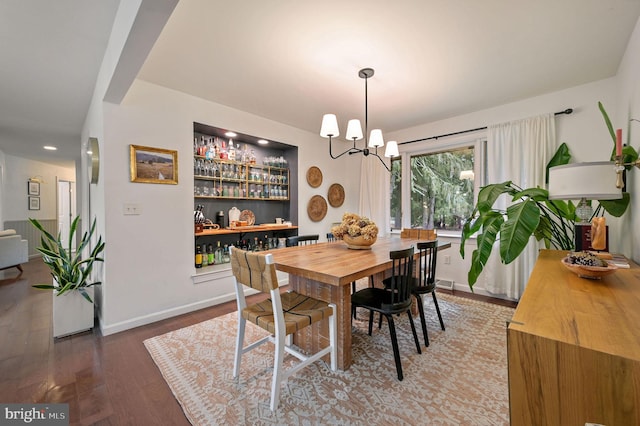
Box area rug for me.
[144,293,514,425]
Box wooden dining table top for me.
[267,236,451,286]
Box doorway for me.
[57,180,77,251]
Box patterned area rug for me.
[144,293,514,425]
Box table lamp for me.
[548,162,621,250]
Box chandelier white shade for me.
[320,114,339,138]
[319,68,397,171]
[346,119,363,141]
[384,141,399,158]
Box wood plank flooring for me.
[0,258,516,425]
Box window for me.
[389,158,402,230]
[410,146,475,231]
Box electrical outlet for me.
[443,255,451,264]
[123,203,141,215]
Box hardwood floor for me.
[0,258,516,425]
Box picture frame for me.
[28,181,40,196]
[129,145,178,184]
[29,196,40,210]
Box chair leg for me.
[17,264,23,273]
[329,304,337,371]
[367,310,374,336]
[432,292,445,331]
[386,315,404,381]
[233,314,246,378]
[270,331,286,411]
[415,294,430,347]
[407,310,422,354]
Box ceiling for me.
[2,1,640,168]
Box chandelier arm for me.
[372,152,392,172]
[328,135,353,159]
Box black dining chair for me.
[286,234,319,247]
[411,240,445,347]
[351,247,422,380]
[326,232,336,242]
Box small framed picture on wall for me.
[28,181,40,196]
[28,196,40,210]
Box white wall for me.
[1,154,75,222]
[615,16,640,262]
[98,79,360,334]
[386,77,621,295]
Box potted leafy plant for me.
[30,216,105,337]
[460,102,635,290]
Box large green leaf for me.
[599,101,616,145]
[512,187,548,202]
[467,211,504,286]
[599,192,630,217]
[476,182,514,214]
[500,200,541,264]
[460,215,482,258]
[545,143,571,184]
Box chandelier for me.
[319,68,399,172]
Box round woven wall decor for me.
[307,195,328,222]
[306,166,323,188]
[327,183,345,207]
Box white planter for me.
[52,286,94,338]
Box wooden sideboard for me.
[507,249,640,425]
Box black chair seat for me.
[351,287,412,314]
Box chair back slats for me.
[326,232,336,242]
[230,247,279,293]
[416,240,438,290]
[286,234,319,247]
[382,247,414,311]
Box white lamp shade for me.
[368,129,384,148]
[384,141,399,157]
[320,114,339,138]
[345,119,363,141]
[548,162,621,200]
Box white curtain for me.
[484,113,556,299]
[359,155,390,237]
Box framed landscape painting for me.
[130,145,178,184]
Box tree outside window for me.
[410,147,475,231]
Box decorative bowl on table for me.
[331,212,379,250]
[561,252,617,279]
[342,234,377,250]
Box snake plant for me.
[29,216,105,303]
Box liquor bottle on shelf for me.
[201,244,209,267]
[195,245,203,268]
[215,241,223,264]
[249,149,256,164]
[193,137,198,155]
[198,136,206,156]
[228,139,236,161]
[241,144,249,164]
[219,139,228,160]
[214,138,221,159]
[207,243,214,265]
[223,245,230,263]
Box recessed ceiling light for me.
[43,146,57,151]
[258,139,269,145]
[225,131,237,137]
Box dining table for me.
[267,236,451,370]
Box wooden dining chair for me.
[230,246,337,411]
[411,240,445,347]
[351,247,422,380]
[286,234,319,247]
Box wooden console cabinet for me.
[508,249,640,425]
